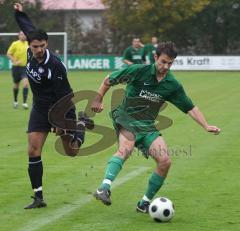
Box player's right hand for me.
[14,3,23,11]
[206,125,221,135]
[91,96,104,113]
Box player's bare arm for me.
[123,59,133,65]
[91,76,111,113]
[188,106,221,135]
[6,53,21,65]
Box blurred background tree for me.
[0,0,239,54]
[102,0,240,54]
[102,0,211,53]
[0,0,62,32]
[166,0,240,54]
[0,0,63,54]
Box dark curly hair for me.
[156,41,177,58]
[27,29,48,44]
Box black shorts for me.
[27,106,76,133]
[12,66,27,83]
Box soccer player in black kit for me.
[14,3,94,209]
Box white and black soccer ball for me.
[149,197,175,222]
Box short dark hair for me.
[156,41,177,58]
[27,29,48,43]
[132,37,140,41]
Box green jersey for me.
[109,64,194,123]
[123,46,144,64]
[143,43,157,64]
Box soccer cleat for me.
[78,111,94,130]
[93,188,112,206]
[24,196,47,209]
[13,102,18,109]
[136,201,150,214]
[22,103,29,109]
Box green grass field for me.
[0,70,239,231]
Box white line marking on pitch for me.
[18,167,149,231]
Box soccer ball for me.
[149,197,175,222]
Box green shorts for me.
[110,107,161,158]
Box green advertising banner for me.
[0,56,11,70]
[67,55,124,70]
[0,55,124,71]
[2,55,240,71]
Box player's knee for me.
[162,156,172,168]
[116,146,134,159]
[165,158,171,169]
[28,144,41,157]
[158,155,171,169]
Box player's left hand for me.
[206,125,221,135]
[91,94,104,113]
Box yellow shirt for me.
[7,40,28,67]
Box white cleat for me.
[22,103,29,109]
[13,102,18,109]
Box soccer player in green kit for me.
[123,37,145,65]
[91,41,221,213]
[143,36,158,64]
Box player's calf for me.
[56,111,94,156]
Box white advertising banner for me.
[172,56,240,71]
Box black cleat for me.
[93,188,112,206]
[24,196,47,209]
[78,111,94,130]
[136,201,150,214]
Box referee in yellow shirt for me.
[7,31,29,109]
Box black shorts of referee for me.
[12,66,27,83]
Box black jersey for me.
[15,10,73,108]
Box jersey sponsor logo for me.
[132,55,142,60]
[26,65,42,83]
[26,71,41,83]
[139,90,163,103]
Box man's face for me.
[132,38,140,48]
[18,31,26,41]
[29,40,48,60]
[152,37,158,45]
[154,53,175,76]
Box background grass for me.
[0,70,239,231]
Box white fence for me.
[172,56,240,71]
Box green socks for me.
[140,172,165,205]
[100,156,124,190]
[99,158,165,204]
